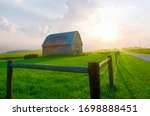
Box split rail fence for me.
[6,56,114,99]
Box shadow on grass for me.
[116,59,135,98]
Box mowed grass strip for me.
[114,53,150,98]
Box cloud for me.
[65,0,101,18]
[57,0,103,36]
[49,0,103,51]
[38,25,51,36]
[60,0,101,28]
[0,32,41,53]
[37,15,63,37]
[0,16,18,33]
[54,0,140,51]
[14,0,24,4]
[0,0,24,5]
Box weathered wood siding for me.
[71,32,83,55]
[42,45,73,56]
[42,31,83,56]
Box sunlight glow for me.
[99,23,119,42]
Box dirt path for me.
[125,52,150,62]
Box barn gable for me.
[42,31,83,56]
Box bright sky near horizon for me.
[0,0,150,53]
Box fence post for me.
[107,56,114,88]
[6,60,13,99]
[88,62,100,99]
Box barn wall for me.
[42,45,73,56]
[71,33,83,55]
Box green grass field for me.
[123,48,150,54]
[0,51,150,99]
[0,50,42,59]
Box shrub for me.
[24,54,38,59]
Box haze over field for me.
[0,0,150,53]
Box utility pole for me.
[139,40,142,53]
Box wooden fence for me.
[6,56,114,99]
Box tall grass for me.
[0,53,108,99]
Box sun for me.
[99,23,119,42]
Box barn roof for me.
[42,31,81,47]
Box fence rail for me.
[12,63,88,73]
[6,55,114,99]
[99,58,110,68]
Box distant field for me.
[123,48,150,54]
[0,51,150,99]
[0,50,42,59]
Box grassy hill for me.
[0,51,150,99]
[0,50,42,59]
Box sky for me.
[0,0,150,53]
